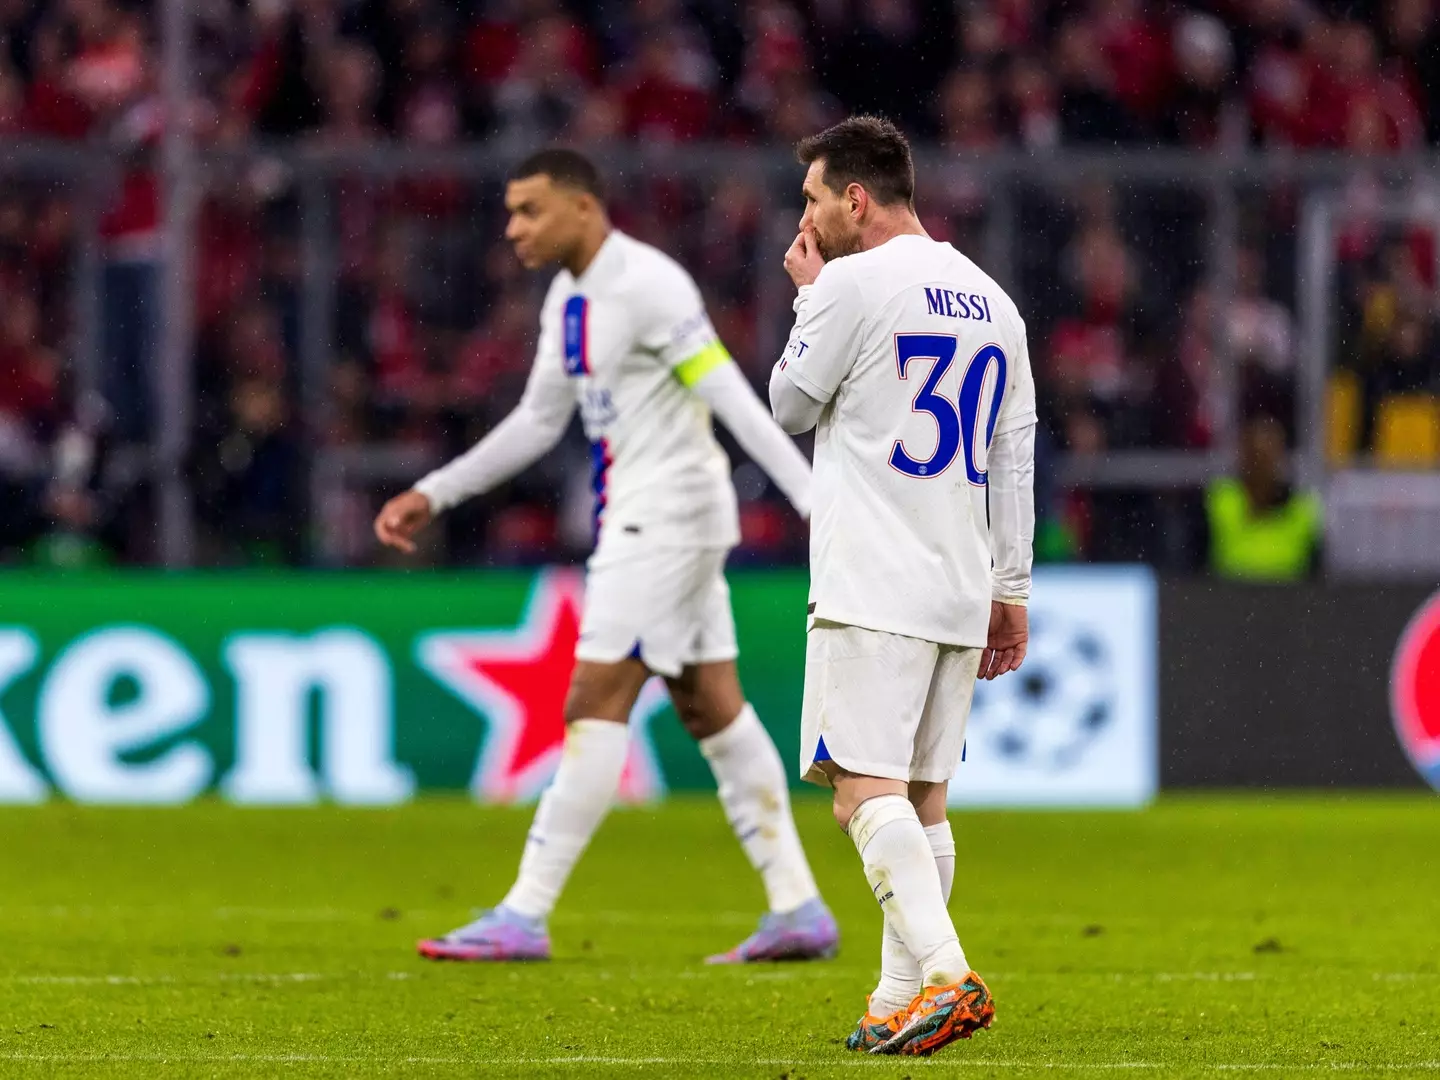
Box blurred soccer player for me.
[769,117,1037,1054]
[375,149,837,964]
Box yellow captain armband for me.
[673,342,732,388]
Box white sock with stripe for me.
[849,795,967,994]
[699,704,821,914]
[868,820,958,1016]
[501,719,628,921]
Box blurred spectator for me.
[1095,0,1173,130]
[5,0,1440,572]
[192,296,302,565]
[8,0,1440,156]
[937,67,1001,150]
[1,0,1439,156]
[1167,12,1243,147]
[1054,18,1137,145]
[1002,53,1059,149]
[1230,247,1298,431]
[491,11,594,141]
[0,289,59,479]
[193,374,304,566]
[1205,414,1321,580]
[615,28,716,141]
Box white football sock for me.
[849,795,967,991]
[699,704,820,914]
[501,719,628,921]
[869,819,958,1015]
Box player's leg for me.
[418,656,650,961]
[910,781,957,932]
[865,665,965,1016]
[497,657,651,919]
[832,764,966,996]
[797,622,944,1038]
[873,644,992,1056]
[657,549,836,961]
[419,552,657,961]
[668,658,838,962]
[864,779,956,1029]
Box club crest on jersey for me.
[1391,589,1440,791]
[563,295,591,376]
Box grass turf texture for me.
[1,795,1437,1079]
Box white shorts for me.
[800,620,982,786]
[576,543,738,679]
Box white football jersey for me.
[778,234,1037,647]
[524,231,739,552]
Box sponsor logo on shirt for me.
[580,387,617,434]
[668,309,711,347]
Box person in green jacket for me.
[1205,414,1322,581]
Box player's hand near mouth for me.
[784,226,825,287]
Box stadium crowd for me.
[1,0,1438,569]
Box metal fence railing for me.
[4,140,1438,572]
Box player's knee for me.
[667,664,744,741]
[908,780,949,825]
[564,663,640,724]
[676,699,730,740]
[562,683,595,725]
[674,703,710,740]
[831,789,863,832]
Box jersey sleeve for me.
[994,316,1038,437]
[522,288,580,426]
[639,265,732,388]
[777,260,866,405]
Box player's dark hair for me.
[509,148,606,200]
[795,116,915,208]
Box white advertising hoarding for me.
[949,566,1158,808]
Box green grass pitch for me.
[1,794,1437,1079]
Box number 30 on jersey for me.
[889,335,1007,486]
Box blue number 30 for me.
[888,335,1007,485]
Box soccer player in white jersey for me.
[769,117,1036,1055]
[374,149,838,964]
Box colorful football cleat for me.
[845,998,909,1051]
[704,898,840,963]
[416,906,551,962]
[872,971,995,1056]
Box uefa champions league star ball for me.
[970,612,1114,771]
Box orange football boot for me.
[872,971,995,1056]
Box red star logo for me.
[417,570,666,803]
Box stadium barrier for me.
[0,567,1151,807]
[1160,581,1437,790]
[0,569,1432,805]
[11,138,1440,573]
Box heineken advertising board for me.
[0,567,1156,807]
